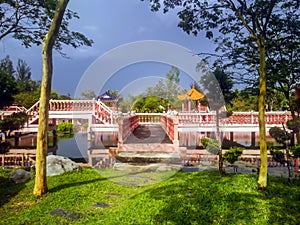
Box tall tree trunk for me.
[257,40,268,190]
[216,109,224,173]
[33,0,69,197]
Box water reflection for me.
[56,131,279,161]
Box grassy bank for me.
[1,168,299,224]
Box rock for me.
[50,208,84,220]
[9,169,32,184]
[47,155,81,176]
[92,202,111,208]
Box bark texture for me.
[33,0,69,197]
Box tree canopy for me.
[0,69,18,109]
[0,0,93,51]
[142,0,300,189]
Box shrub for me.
[57,121,74,134]
[223,146,244,164]
[200,137,220,155]
[0,141,11,154]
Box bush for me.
[270,147,286,164]
[0,141,11,154]
[57,122,74,134]
[223,146,244,164]
[200,137,220,155]
[290,145,300,158]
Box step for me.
[118,143,177,153]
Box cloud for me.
[138,26,147,34]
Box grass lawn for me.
[0,168,300,225]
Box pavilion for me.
[178,86,208,112]
[97,91,118,111]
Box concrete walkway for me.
[125,125,173,144]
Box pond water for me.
[57,133,89,160]
[10,129,281,163]
[55,131,279,161]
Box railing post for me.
[172,115,179,148]
[117,116,123,149]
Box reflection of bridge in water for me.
[1,99,298,173]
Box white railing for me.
[135,113,163,124]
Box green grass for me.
[0,168,300,225]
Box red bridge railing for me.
[117,114,139,146]
[178,111,292,125]
[161,115,179,145]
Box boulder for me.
[9,168,32,184]
[47,155,81,176]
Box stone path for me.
[125,125,172,144]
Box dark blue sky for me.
[0,0,215,97]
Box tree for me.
[15,59,37,92]
[0,0,93,51]
[230,89,258,112]
[143,0,300,189]
[0,55,15,76]
[199,65,227,172]
[265,11,300,115]
[33,0,70,197]
[132,96,163,113]
[0,112,28,136]
[269,126,295,179]
[0,69,18,109]
[144,66,184,109]
[81,90,97,100]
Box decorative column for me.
[117,116,123,149]
[251,132,256,148]
[14,132,20,147]
[172,115,179,149]
[52,130,57,148]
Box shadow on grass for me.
[0,170,26,207]
[132,171,300,224]
[48,168,148,193]
[48,177,106,193]
[264,177,300,224]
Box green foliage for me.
[0,69,18,109]
[287,118,300,133]
[230,89,258,112]
[223,147,244,164]
[0,141,11,154]
[57,121,74,134]
[269,126,292,146]
[0,112,28,135]
[270,147,286,164]
[13,91,40,109]
[290,145,300,158]
[80,90,97,100]
[1,168,300,224]
[132,96,165,113]
[200,137,220,155]
[0,0,93,50]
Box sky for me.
[0,0,216,99]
